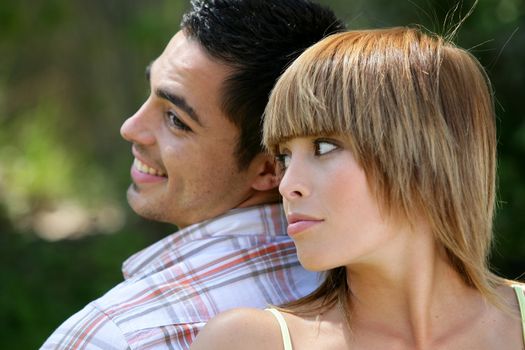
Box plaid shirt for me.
[41,204,320,349]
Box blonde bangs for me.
[263,33,356,154]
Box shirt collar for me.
[122,203,286,279]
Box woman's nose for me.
[279,158,311,201]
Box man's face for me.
[120,31,259,228]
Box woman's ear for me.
[250,154,280,191]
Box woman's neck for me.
[345,224,484,348]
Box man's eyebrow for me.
[156,88,203,127]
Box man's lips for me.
[133,158,166,177]
[130,161,167,184]
[286,213,323,236]
[129,149,167,184]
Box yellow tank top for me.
[267,287,525,349]
[513,284,525,345]
[265,308,293,350]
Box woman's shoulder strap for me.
[265,308,293,350]
[511,283,525,345]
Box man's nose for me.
[120,100,156,145]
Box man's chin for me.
[127,187,157,219]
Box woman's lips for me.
[286,213,323,236]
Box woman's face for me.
[277,136,397,271]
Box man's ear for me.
[250,153,280,192]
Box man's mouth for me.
[134,158,167,177]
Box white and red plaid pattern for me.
[41,204,320,349]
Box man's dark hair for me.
[181,0,345,169]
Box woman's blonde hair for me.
[263,27,503,313]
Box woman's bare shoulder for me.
[190,308,285,350]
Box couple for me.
[42,0,524,349]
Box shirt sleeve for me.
[40,302,130,350]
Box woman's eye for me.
[275,153,291,174]
[315,140,338,156]
[166,111,192,132]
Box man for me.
[41,1,345,348]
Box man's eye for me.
[315,140,338,156]
[166,111,192,132]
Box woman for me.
[191,27,525,349]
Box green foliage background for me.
[0,0,523,348]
